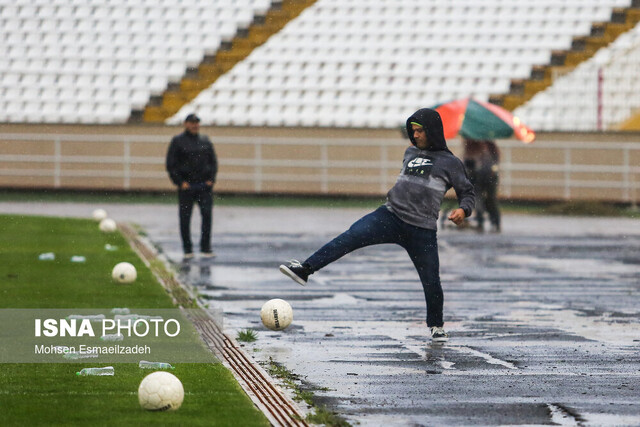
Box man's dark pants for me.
[304,206,444,327]
[473,172,500,230]
[178,186,213,254]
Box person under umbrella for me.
[433,97,536,232]
[463,138,501,232]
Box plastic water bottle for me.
[76,366,114,376]
[53,345,71,354]
[104,244,118,251]
[139,360,174,370]
[115,314,163,321]
[100,333,124,341]
[38,252,55,261]
[110,308,130,315]
[67,314,105,322]
[64,352,98,360]
[70,255,86,263]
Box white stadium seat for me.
[0,0,275,123]
[170,0,634,128]
[516,22,640,131]
[1,0,636,129]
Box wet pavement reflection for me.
[161,216,640,426]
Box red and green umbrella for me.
[433,97,536,143]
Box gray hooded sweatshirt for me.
[385,108,475,230]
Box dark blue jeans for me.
[178,186,213,253]
[305,206,444,327]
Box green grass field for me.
[0,214,269,426]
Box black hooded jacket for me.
[385,108,475,230]
[166,131,218,187]
[406,108,452,153]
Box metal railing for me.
[0,133,638,204]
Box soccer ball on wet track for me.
[260,298,293,331]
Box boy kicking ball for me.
[280,108,475,342]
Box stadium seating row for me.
[0,0,273,123]
[0,101,131,124]
[515,23,640,131]
[171,0,633,127]
[0,0,636,128]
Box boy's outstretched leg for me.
[279,206,401,286]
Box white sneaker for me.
[430,326,449,342]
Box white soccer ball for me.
[99,218,117,233]
[138,371,184,411]
[112,262,137,283]
[92,208,108,221]
[260,298,293,331]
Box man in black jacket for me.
[166,113,218,259]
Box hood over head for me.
[406,108,450,152]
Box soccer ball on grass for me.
[92,208,107,221]
[111,262,137,283]
[260,298,293,331]
[99,218,117,233]
[138,371,184,411]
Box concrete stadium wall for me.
[0,123,638,204]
